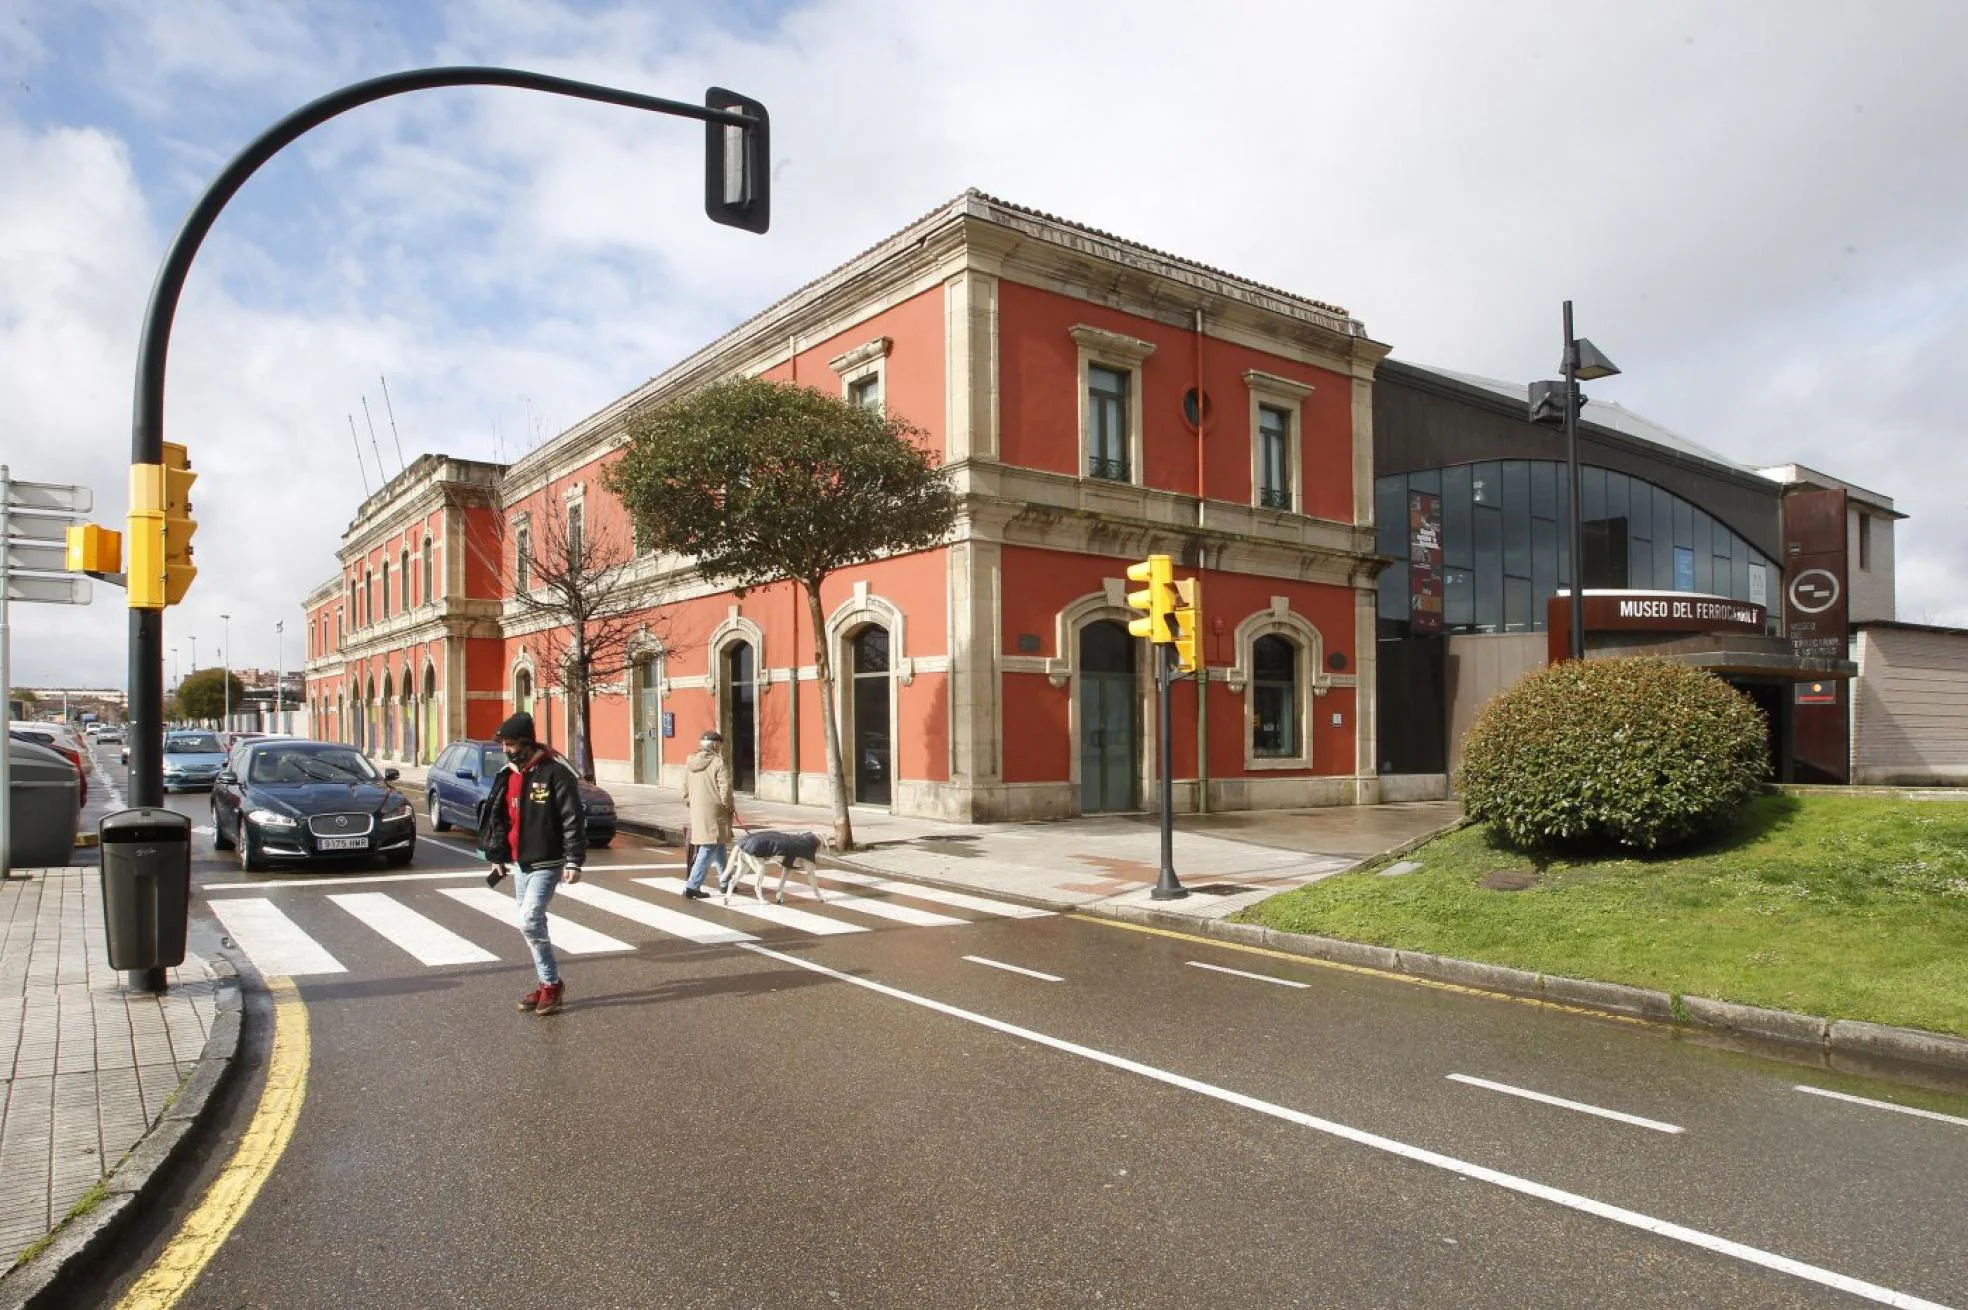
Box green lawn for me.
[1241,795,1968,1037]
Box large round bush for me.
[1458,656,1768,851]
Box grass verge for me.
[1240,794,1968,1037]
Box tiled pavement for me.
[0,869,221,1269]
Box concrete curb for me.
[0,955,246,1310]
[1082,900,1968,1081]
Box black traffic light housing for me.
[704,87,770,234]
[1527,379,1578,428]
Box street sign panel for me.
[4,541,69,573]
[2,509,82,543]
[3,480,92,514]
[5,574,90,605]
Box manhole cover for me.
[1479,869,1540,891]
[1190,883,1261,896]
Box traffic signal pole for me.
[124,67,766,805]
[1152,643,1186,900]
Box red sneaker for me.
[534,982,566,1016]
[516,985,544,1013]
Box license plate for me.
[316,836,368,851]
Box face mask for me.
[503,744,528,764]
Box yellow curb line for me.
[115,977,309,1310]
[1069,913,1655,1028]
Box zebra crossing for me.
[204,870,1050,980]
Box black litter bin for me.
[99,808,192,990]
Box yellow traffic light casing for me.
[128,442,196,608]
[1171,577,1202,674]
[1125,554,1177,642]
[65,524,123,574]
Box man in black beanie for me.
[479,711,587,1016]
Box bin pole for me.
[1,463,13,878]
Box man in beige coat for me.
[681,729,735,899]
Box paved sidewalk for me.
[0,869,223,1270]
[392,762,1460,919]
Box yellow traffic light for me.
[1126,554,1177,643]
[1171,577,1202,674]
[66,523,123,574]
[161,441,197,604]
[128,441,197,609]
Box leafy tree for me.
[605,376,957,850]
[504,495,664,782]
[14,688,36,707]
[174,668,247,724]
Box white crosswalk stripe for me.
[637,877,868,936]
[209,897,347,977]
[557,883,758,944]
[813,870,1055,919]
[441,886,635,954]
[328,893,498,966]
[761,879,966,928]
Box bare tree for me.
[506,497,665,781]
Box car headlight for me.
[381,809,414,824]
[248,809,298,828]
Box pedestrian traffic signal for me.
[65,523,122,575]
[1171,577,1202,674]
[1527,380,1573,428]
[704,87,770,234]
[1126,555,1177,643]
[127,441,197,609]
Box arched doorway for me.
[722,641,757,794]
[381,671,396,759]
[422,665,439,763]
[848,626,892,807]
[633,653,663,785]
[1078,620,1138,813]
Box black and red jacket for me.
[478,748,588,870]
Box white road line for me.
[636,877,867,936]
[422,834,687,874]
[204,870,483,891]
[208,898,346,977]
[327,893,498,966]
[1446,1074,1685,1135]
[962,955,1063,982]
[557,883,757,945]
[815,869,1054,919]
[1187,960,1311,989]
[736,942,1948,1310]
[440,886,634,954]
[768,880,967,928]
[1795,1084,1968,1129]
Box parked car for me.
[424,739,616,847]
[210,739,416,872]
[95,727,123,745]
[8,728,86,809]
[161,730,228,791]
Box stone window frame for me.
[563,482,587,569]
[511,513,532,595]
[1223,601,1329,772]
[1245,369,1315,515]
[421,534,435,610]
[830,336,891,415]
[1071,324,1155,487]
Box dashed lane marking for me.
[1448,1073,1685,1135]
[1187,960,1311,989]
[1794,1084,1968,1129]
[962,955,1064,983]
[736,941,1953,1310]
[114,978,309,1310]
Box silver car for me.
[162,731,227,791]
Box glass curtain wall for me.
[1377,461,1776,636]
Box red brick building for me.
[304,191,1390,820]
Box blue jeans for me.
[685,843,728,892]
[513,865,562,985]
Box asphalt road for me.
[69,743,1968,1308]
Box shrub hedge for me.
[1458,656,1769,852]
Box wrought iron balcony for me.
[1259,486,1293,510]
[1087,455,1130,482]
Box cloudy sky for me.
[4,0,1965,690]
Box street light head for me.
[1572,337,1621,381]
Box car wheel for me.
[385,840,415,869]
[212,805,235,850]
[428,792,450,832]
[590,835,613,849]
[238,821,266,873]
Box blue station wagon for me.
[424,740,616,848]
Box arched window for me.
[514,667,534,716]
[421,535,434,608]
[365,571,374,627]
[400,548,412,608]
[1251,635,1299,759]
[381,561,392,618]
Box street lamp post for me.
[274,620,284,728]
[122,67,769,807]
[1539,302,1621,662]
[220,612,230,729]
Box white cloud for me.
[5,0,1966,697]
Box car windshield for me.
[166,734,224,754]
[249,747,380,785]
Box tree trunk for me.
[571,632,596,782]
[805,581,853,852]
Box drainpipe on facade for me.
[787,332,801,806]
[1193,309,1211,815]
